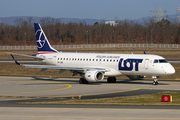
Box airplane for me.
[9,23,175,85]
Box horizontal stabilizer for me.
[7,52,44,60]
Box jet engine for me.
[85,70,104,82]
[126,75,146,80]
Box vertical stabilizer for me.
[34,23,58,54]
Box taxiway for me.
[0,76,180,120]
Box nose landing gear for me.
[152,76,158,85]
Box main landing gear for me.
[107,77,116,83]
[152,76,158,85]
[79,78,89,84]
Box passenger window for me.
[66,58,68,60]
[63,58,65,60]
[154,60,158,63]
[89,59,91,61]
[96,59,98,61]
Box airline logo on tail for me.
[36,29,45,48]
[34,23,58,54]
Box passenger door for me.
[144,59,149,69]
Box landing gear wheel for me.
[79,78,89,84]
[107,77,116,83]
[152,76,158,85]
[153,81,158,85]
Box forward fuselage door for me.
[144,59,149,69]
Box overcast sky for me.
[0,0,179,20]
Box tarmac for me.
[0,76,180,120]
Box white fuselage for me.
[37,52,175,77]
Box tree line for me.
[0,17,180,45]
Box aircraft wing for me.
[10,54,105,71]
[21,64,105,71]
[7,52,44,60]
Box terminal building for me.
[105,21,119,26]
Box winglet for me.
[144,51,146,54]
[10,54,21,65]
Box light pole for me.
[24,33,26,49]
[151,30,153,44]
[86,31,88,44]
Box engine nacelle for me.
[85,71,104,82]
[126,75,146,80]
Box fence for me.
[0,44,180,50]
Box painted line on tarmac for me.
[1,107,180,111]
[0,115,180,119]
[0,98,33,101]
[0,96,67,100]
[169,84,180,86]
[0,88,140,101]
[0,88,141,101]
[17,79,65,84]
[142,88,180,91]
[1,87,179,101]
[55,88,142,98]
[60,88,141,98]
[0,84,72,95]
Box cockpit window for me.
[154,60,158,63]
[154,59,168,63]
[159,59,168,63]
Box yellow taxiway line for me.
[0,115,180,119]
[0,84,71,95]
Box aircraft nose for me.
[166,65,175,74]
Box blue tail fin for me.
[34,23,58,54]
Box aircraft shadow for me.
[116,79,169,85]
[30,77,169,85]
